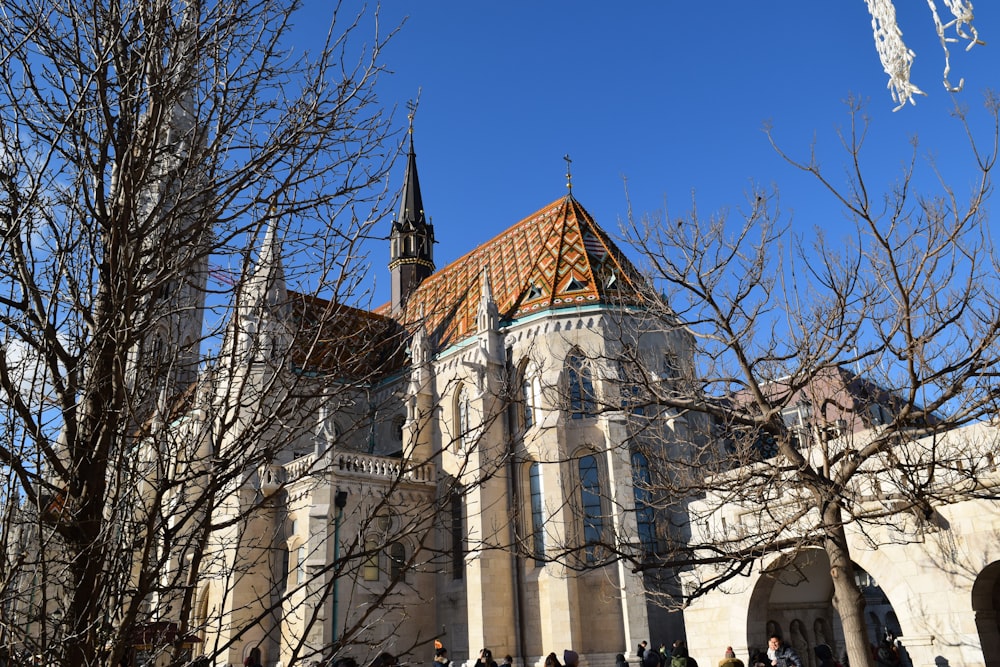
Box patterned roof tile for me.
[393,195,650,348]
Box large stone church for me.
[184,126,692,667]
[136,121,1000,667]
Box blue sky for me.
[295,2,997,306]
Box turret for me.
[389,116,434,315]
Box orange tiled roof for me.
[392,195,650,348]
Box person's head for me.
[503,657,513,665]
[814,645,833,661]
[545,652,562,667]
[436,649,448,660]
[767,636,782,652]
[370,654,397,667]
[640,642,647,649]
[563,650,579,667]
[482,649,493,661]
[725,647,735,659]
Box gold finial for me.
[406,99,417,135]
[563,154,573,195]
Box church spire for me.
[390,107,435,315]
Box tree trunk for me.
[824,504,874,667]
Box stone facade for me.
[683,421,1000,667]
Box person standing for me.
[766,636,802,667]
[476,648,499,667]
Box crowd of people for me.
[313,629,903,667]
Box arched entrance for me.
[972,561,1000,667]
[745,549,907,667]
[746,549,836,667]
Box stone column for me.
[602,414,650,659]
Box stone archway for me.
[971,561,1000,667]
[745,548,836,667]
[745,548,909,667]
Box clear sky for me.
[294,2,997,306]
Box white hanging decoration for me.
[864,0,984,111]
[866,0,923,110]
[926,0,982,93]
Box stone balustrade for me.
[260,451,435,491]
[334,451,436,484]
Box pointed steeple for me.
[237,201,290,363]
[251,201,287,310]
[397,131,426,229]
[390,109,435,315]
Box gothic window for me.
[278,547,290,593]
[393,415,405,443]
[522,376,534,429]
[578,454,603,562]
[618,359,644,415]
[363,539,380,581]
[389,542,406,583]
[568,354,596,419]
[631,451,657,555]
[451,488,464,580]
[457,385,471,450]
[529,461,545,564]
[520,365,541,431]
[662,353,681,380]
[297,545,307,585]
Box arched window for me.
[451,488,464,580]
[393,415,405,443]
[529,462,545,564]
[520,365,541,431]
[567,354,596,419]
[363,539,380,581]
[578,454,603,562]
[297,545,308,584]
[457,385,471,449]
[618,360,644,415]
[389,542,406,582]
[631,451,657,555]
[278,547,290,593]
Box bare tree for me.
[519,97,1000,667]
[0,1,469,666]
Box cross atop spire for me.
[407,99,417,136]
[564,154,573,197]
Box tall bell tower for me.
[389,112,435,315]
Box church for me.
[146,121,1000,667]
[185,123,693,667]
